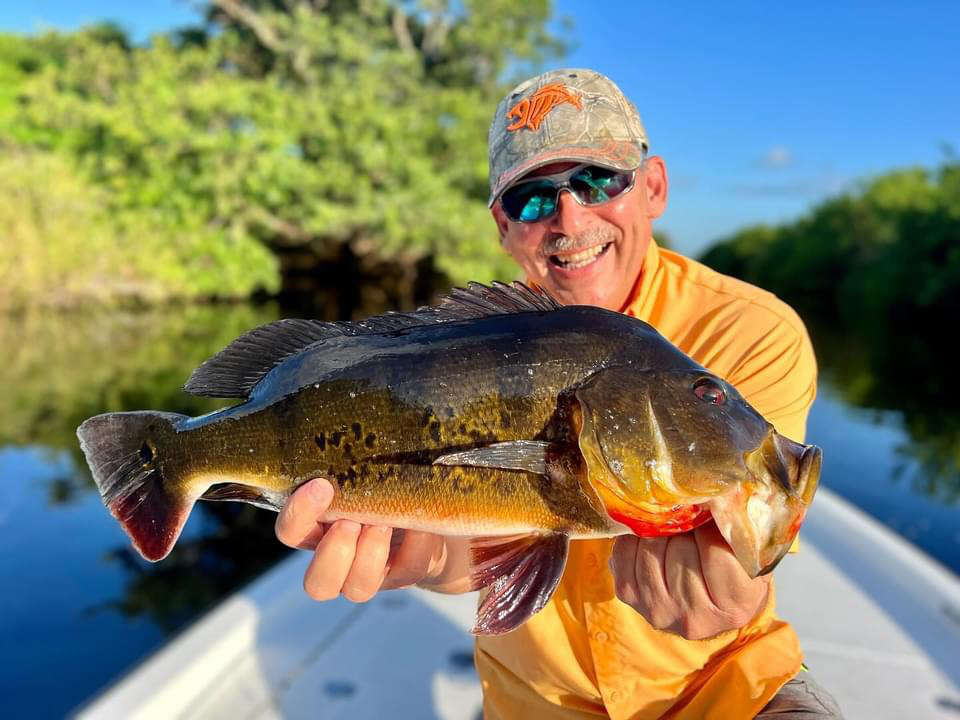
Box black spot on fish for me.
[314,432,326,451]
[429,421,441,443]
[138,442,154,465]
[420,407,433,428]
[452,472,476,495]
[343,442,352,457]
[364,433,376,449]
[499,410,512,429]
[346,467,358,488]
[458,424,467,436]
[330,431,343,448]
[352,422,362,441]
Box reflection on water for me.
[0,302,957,717]
[0,304,291,718]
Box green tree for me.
[3,1,566,308]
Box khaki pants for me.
[755,672,843,718]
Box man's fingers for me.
[616,535,675,628]
[381,530,444,590]
[664,532,713,610]
[609,536,642,606]
[341,525,393,602]
[693,521,770,616]
[303,520,362,601]
[276,478,334,549]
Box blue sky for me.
[3,1,957,255]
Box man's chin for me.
[542,269,622,310]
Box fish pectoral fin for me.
[432,441,561,475]
[468,532,569,635]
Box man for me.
[275,69,842,719]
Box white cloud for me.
[758,146,794,169]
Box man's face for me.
[492,156,668,311]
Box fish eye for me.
[693,378,726,405]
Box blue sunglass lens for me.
[502,181,557,222]
[570,167,630,204]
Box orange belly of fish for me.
[595,483,711,537]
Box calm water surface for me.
[0,303,957,718]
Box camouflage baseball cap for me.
[487,68,648,207]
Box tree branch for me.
[391,7,416,54]
[211,0,282,54]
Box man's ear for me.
[491,203,511,243]
[641,156,669,220]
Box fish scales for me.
[173,343,617,536]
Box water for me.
[0,303,957,718]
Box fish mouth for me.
[710,433,822,577]
[548,242,612,270]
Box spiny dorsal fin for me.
[184,282,561,398]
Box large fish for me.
[77,282,821,635]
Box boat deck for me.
[75,488,960,719]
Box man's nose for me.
[548,189,592,235]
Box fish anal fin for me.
[201,483,284,511]
[433,440,562,475]
[468,533,569,635]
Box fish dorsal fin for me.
[185,282,561,398]
[184,319,352,398]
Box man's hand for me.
[275,478,448,603]
[609,520,771,640]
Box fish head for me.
[573,365,821,577]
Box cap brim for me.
[488,141,646,207]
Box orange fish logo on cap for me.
[506,82,583,132]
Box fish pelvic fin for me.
[77,411,194,562]
[468,532,569,635]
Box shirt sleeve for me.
[723,304,818,444]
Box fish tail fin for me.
[77,411,193,562]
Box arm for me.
[275,478,474,603]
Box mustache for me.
[542,227,617,257]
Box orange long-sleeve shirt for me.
[476,240,818,719]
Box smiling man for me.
[276,69,842,719]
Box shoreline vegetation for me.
[0,1,565,311]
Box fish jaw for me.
[710,435,822,577]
